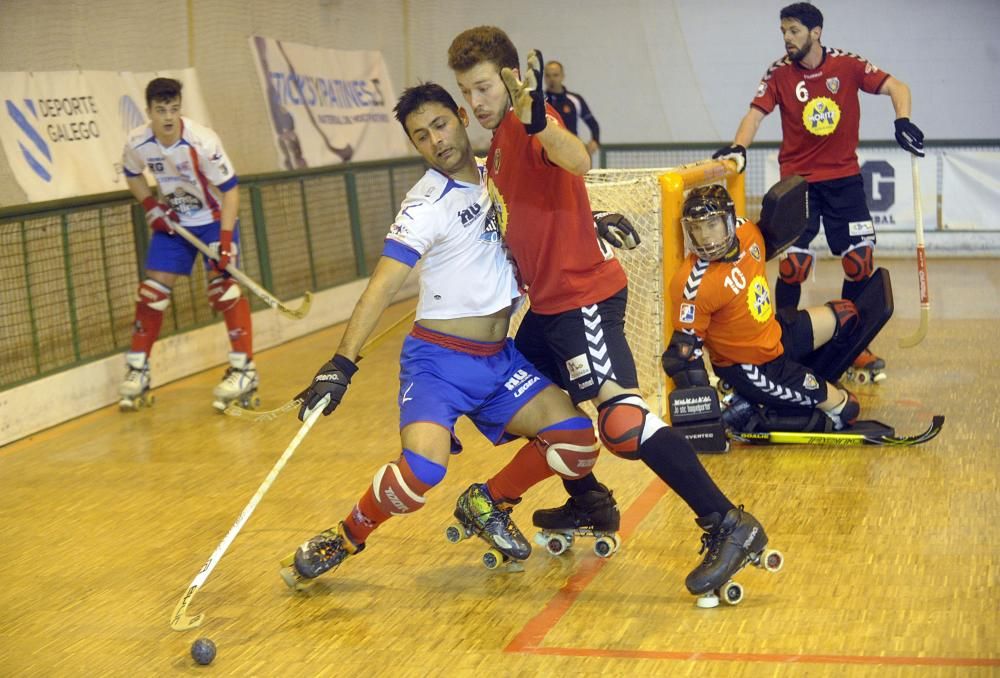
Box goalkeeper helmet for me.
[681,185,737,261]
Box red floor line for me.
[516,645,1000,667]
[505,478,668,651]
[504,480,996,670]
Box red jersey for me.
[751,47,890,182]
[486,106,626,315]
[669,219,782,367]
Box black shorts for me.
[514,287,639,404]
[776,307,814,361]
[714,353,829,414]
[795,174,876,256]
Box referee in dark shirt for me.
[544,60,600,155]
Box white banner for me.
[249,36,410,169]
[941,151,1000,231]
[763,150,936,234]
[0,68,210,203]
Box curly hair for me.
[447,26,519,73]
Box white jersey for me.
[122,117,238,227]
[383,165,520,321]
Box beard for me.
[788,37,813,62]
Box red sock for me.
[343,487,391,544]
[223,297,253,358]
[487,439,555,503]
[129,303,164,354]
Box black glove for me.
[501,49,546,134]
[712,144,746,173]
[297,354,359,420]
[594,211,641,249]
[894,118,925,157]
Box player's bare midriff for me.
[416,304,513,343]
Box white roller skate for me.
[212,352,260,412]
[119,351,154,411]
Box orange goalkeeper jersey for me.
[669,219,783,367]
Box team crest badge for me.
[826,77,840,94]
[492,149,502,174]
[749,243,762,261]
[680,303,696,324]
[803,373,819,390]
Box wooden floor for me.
[1,258,998,677]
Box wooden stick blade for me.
[170,585,204,631]
[898,307,930,348]
[224,397,302,422]
[277,290,312,320]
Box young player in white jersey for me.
[119,77,256,411]
[280,83,607,585]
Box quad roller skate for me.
[279,521,364,591]
[119,351,155,411]
[445,483,530,571]
[532,483,621,558]
[212,351,260,412]
[845,348,886,384]
[686,506,783,608]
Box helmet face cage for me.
[681,185,737,261]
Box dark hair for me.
[780,3,823,30]
[145,77,183,107]
[393,82,461,136]
[447,26,519,73]
[545,60,564,73]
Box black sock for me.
[639,427,734,518]
[563,473,601,497]
[775,279,802,309]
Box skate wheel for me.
[722,581,744,605]
[541,532,570,557]
[696,592,720,609]
[593,535,618,558]
[482,548,502,569]
[762,549,784,573]
[445,524,466,544]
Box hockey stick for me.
[730,415,944,447]
[171,222,313,320]
[169,395,329,631]
[899,154,929,348]
[223,306,417,421]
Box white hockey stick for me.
[169,395,329,631]
[171,222,313,320]
[223,307,417,422]
[899,155,929,348]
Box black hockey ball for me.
[191,637,216,665]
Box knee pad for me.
[535,417,599,479]
[136,279,171,311]
[372,449,444,516]
[778,248,814,285]
[841,242,874,282]
[208,276,242,312]
[825,299,860,340]
[597,394,666,460]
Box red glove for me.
[141,196,177,234]
[214,229,235,272]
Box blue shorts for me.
[398,332,553,451]
[144,220,242,275]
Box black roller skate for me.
[532,484,622,558]
[119,351,155,411]
[279,521,364,590]
[686,506,783,608]
[445,483,530,571]
[846,348,886,384]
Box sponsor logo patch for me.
[565,354,591,381]
[801,96,841,137]
[848,220,875,236]
[679,303,696,324]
